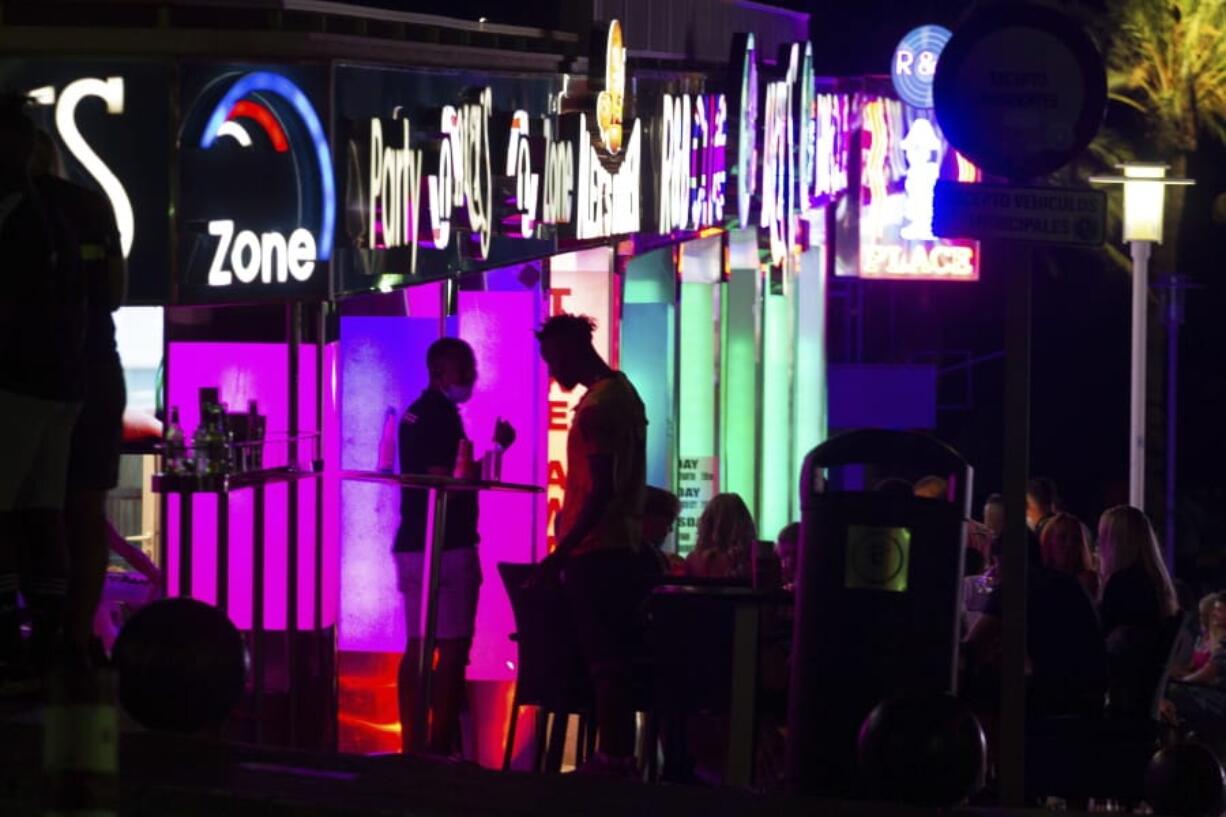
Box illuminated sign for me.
[506,109,540,239]
[849,93,979,281]
[729,33,759,230]
[596,20,627,155]
[542,121,575,226]
[576,114,641,238]
[891,25,952,110]
[761,44,807,266]
[29,77,135,259]
[199,71,335,263]
[179,67,333,302]
[206,219,315,285]
[657,92,728,234]
[814,92,851,201]
[368,117,423,272]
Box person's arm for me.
[106,253,126,311]
[551,451,614,560]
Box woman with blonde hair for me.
[1039,513,1100,601]
[685,493,758,580]
[1098,505,1179,633]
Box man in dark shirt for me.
[0,96,86,675]
[394,337,514,756]
[32,130,127,664]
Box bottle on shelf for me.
[376,406,398,473]
[245,399,259,472]
[164,407,185,474]
[192,406,212,475]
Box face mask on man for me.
[444,383,473,404]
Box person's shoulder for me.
[404,390,453,428]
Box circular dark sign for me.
[932,3,1106,180]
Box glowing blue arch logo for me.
[199,71,335,261]
[891,25,952,110]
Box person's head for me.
[1039,512,1094,576]
[695,493,757,556]
[874,477,914,499]
[983,493,1005,535]
[0,92,35,188]
[1198,593,1226,637]
[536,313,601,391]
[776,522,800,586]
[426,337,476,403]
[1026,477,1058,529]
[913,475,948,501]
[1098,505,1178,616]
[642,486,680,548]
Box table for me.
[650,583,792,787]
[339,470,542,753]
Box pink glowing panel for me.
[338,317,438,652]
[166,341,325,631]
[458,290,547,682]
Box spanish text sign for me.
[933,181,1106,246]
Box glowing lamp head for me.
[1092,163,1194,245]
[1120,165,1168,243]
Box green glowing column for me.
[720,267,760,521]
[793,246,828,504]
[759,264,795,540]
[676,238,722,555]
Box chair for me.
[497,563,593,772]
[1026,612,1190,805]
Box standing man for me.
[395,337,514,756]
[32,130,127,666]
[535,313,648,776]
[0,95,85,680]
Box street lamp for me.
[1091,164,1193,521]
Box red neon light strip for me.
[228,100,289,152]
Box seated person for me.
[685,493,758,580]
[963,531,1108,721]
[776,522,799,590]
[1166,599,1226,731]
[640,486,684,577]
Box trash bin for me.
[785,429,971,797]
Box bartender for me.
[394,337,514,757]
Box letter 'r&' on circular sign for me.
[892,25,952,110]
[932,4,1106,180]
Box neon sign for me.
[854,94,979,281]
[658,92,728,234]
[206,219,315,285]
[729,33,759,230]
[891,25,952,110]
[368,117,424,271]
[576,114,642,239]
[596,20,627,155]
[761,44,803,266]
[814,92,851,201]
[29,77,135,258]
[506,109,540,239]
[200,71,335,265]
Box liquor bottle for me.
[376,407,398,473]
[164,407,185,474]
[192,406,213,475]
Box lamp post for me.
[1092,164,1193,547]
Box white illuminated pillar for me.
[1093,165,1193,513]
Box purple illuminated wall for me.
[166,341,336,630]
[336,290,546,682]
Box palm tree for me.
[1097,0,1226,271]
